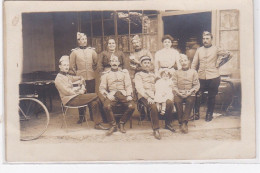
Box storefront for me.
[22,10,240,77]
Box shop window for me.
[92,11,102,20]
[103,11,114,20]
[92,21,103,36]
[104,20,115,35]
[129,11,143,34]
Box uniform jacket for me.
[55,73,86,105]
[134,71,156,99]
[99,69,133,97]
[97,50,128,73]
[191,46,231,80]
[129,49,153,79]
[172,69,200,95]
[69,47,98,80]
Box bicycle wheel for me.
[19,98,50,141]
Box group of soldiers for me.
[55,31,231,140]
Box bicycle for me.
[19,84,50,141]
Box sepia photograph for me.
[3,0,255,162]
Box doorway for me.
[162,12,212,53]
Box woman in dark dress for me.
[97,38,128,75]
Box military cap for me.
[140,55,151,63]
[110,54,119,61]
[202,31,213,38]
[132,35,141,42]
[77,32,87,40]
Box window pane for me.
[92,37,102,53]
[92,11,102,20]
[143,10,158,15]
[143,15,158,34]
[104,20,115,36]
[118,35,129,52]
[103,11,114,20]
[92,21,102,36]
[129,11,142,34]
[80,12,91,21]
[117,18,129,35]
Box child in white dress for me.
[154,69,174,115]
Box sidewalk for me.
[29,102,241,143]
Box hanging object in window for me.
[143,16,150,33]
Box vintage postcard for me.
[3,0,256,162]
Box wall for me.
[218,10,240,77]
[53,12,79,70]
[22,13,55,73]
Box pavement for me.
[26,98,241,144]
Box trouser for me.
[66,93,102,125]
[139,98,173,130]
[195,76,221,115]
[85,79,96,120]
[174,95,195,124]
[102,91,135,126]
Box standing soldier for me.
[129,35,153,80]
[69,32,98,124]
[99,55,135,136]
[191,31,232,122]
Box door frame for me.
[157,10,218,49]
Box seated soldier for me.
[99,55,135,136]
[55,55,108,130]
[172,54,200,133]
[134,56,175,140]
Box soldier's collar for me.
[79,46,87,49]
[141,70,149,73]
[59,71,68,76]
[111,68,119,72]
[135,48,142,52]
[182,67,189,71]
[204,45,212,48]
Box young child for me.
[154,69,174,115]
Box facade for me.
[22,10,240,77]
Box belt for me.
[160,66,174,69]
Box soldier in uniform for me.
[99,55,135,136]
[55,56,108,130]
[129,35,153,80]
[69,32,98,124]
[172,54,200,133]
[134,56,175,140]
[191,31,232,122]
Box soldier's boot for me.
[153,129,161,140]
[205,111,213,122]
[119,123,126,133]
[77,115,86,124]
[106,121,117,136]
[182,121,188,134]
